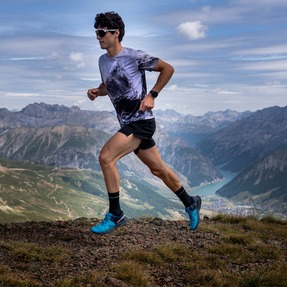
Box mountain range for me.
[196,105,287,216]
[0,103,225,186]
[0,103,286,221]
[197,106,287,172]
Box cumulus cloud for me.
[69,52,83,62]
[166,84,180,91]
[177,21,208,40]
[68,52,85,70]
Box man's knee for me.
[98,149,111,168]
[150,165,167,178]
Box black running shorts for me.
[118,118,156,154]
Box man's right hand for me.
[87,88,98,101]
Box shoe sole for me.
[116,217,128,229]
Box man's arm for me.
[87,82,108,101]
[139,59,174,111]
[151,59,174,93]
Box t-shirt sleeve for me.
[99,56,104,82]
[136,50,159,71]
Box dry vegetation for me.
[0,215,286,287]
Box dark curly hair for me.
[94,11,125,42]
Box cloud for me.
[67,52,85,70]
[210,88,241,95]
[235,44,287,58]
[69,52,83,62]
[240,60,287,71]
[165,84,196,92]
[177,21,207,40]
[166,84,180,92]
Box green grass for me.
[0,263,40,287]
[111,261,150,287]
[55,272,106,287]
[0,241,69,286]
[124,249,163,265]
[0,240,68,263]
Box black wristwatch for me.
[149,90,158,98]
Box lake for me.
[191,169,236,197]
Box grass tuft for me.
[260,215,287,225]
[247,243,281,260]
[124,249,163,265]
[0,264,40,287]
[155,242,188,262]
[0,240,68,263]
[223,234,252,245]
[111,260,149,287]
[56,272,106,287]
[211,214,255,224]
[238,265,287,287]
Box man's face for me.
[95,26,118,50]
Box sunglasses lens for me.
[96,30,106,37]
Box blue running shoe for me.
[91,212,128,234]
[185,196,202,230]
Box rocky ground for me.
[0,216,286,287]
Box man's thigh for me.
[101,132,142,163]
[136,145,165,169]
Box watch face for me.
[150,90,158,98]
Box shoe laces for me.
[102,213,113,224]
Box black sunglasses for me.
[95,29,117,38]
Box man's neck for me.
[107,43,123,58]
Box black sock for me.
[174,186,193,208]
[108,191,122,216]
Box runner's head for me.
[94,12,125,42]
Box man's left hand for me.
[139,94,155,112]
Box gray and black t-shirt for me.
[99,47,159,127]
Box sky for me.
[0,0,286,116]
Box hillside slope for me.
[0,159,185,224]
[216,148,287,216]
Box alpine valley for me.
[0,103,286,223]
